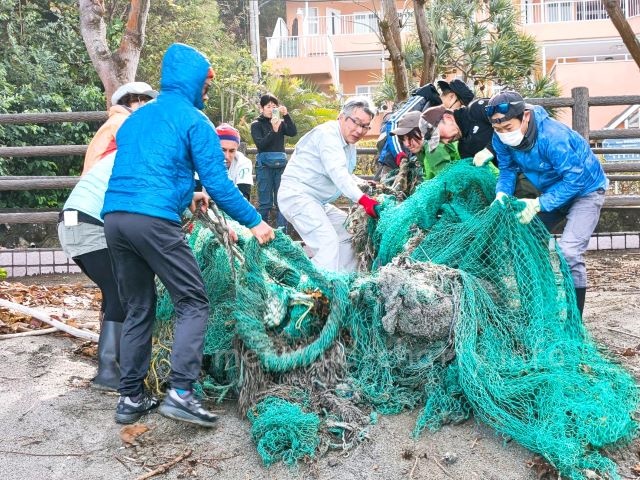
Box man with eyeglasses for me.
[278,96,379,272]
[488,91,607,317]
[215,123,253,201]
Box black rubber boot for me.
[575,287,586,318]
[92,320,122,391]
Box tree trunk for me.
[379,0,410,101]
[78,0,151,108]
[413,0,437,84]
[602,0,640,68]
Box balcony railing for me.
[299,12,414,36]
[522,0,640,23]
[548,53,636,77]
[266,35,329,59]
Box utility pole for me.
[249,0,262,80]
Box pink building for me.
[520,0,640,129]
[264,0,640,132]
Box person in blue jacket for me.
[102,43,274,427]
[488,91,607,317]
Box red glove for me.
[395,151,408,167]
[358,194,380,218]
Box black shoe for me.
[115,392,159,424]
[92,320,122,392]
[159,389,217,427]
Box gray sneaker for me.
[115,392,159,424]
[158,389,217,427]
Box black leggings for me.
[73,248,125,323]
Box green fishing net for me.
[148,159,638,479]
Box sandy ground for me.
[1,250,639,480]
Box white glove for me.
[515,198,541,224]
[493,191,509,207]
[473,148,494,167]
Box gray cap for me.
[390,110,422,136]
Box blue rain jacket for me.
[102,43,261,227]
[494,105,607,212]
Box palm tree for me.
[240,73,340,143]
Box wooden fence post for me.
[571,87,590,141]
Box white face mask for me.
[496,129,524,147]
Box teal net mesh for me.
[148,160,638,478]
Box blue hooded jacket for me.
[101,43,261,228]
[494,105,607,212]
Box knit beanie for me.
[215,123,241,143]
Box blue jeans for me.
[256,165,287,228]
[539,189,605,288]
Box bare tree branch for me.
[78,0,150,108]
[602,0,640,68]
[413,0,436,84]
[379,0,409,101]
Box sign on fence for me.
[603,138,640,161]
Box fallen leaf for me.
[631,463,640,475]
[526,455,558,480]
[119,424,149,446]
[620,348,639,357]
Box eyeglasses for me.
[484,101,524,117]
[347,116,372,132]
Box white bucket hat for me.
[111,82,158,106]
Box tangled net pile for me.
[149,160,638,479]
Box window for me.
[625,108,640,129]
[327,8,341,35]
[355,85,375,98]
[306,7,319,35]
[546,2,571,22]
[353,12,378,34]
[576,0,608,20]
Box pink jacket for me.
[81,105,130,175]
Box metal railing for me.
[521,0,640,24]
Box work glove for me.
[514,198,541,224]
[395,151,408,167]
[473,148,494,167]
[493,191,509,208]
[358,194,380,219]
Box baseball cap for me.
[437,79,474,106]
[486,91,526,123]
[422,105,452,127]
[390,110,422,136]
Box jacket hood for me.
[160,43,211,110]
[530,104,549,124]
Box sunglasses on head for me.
[484,101,524,117]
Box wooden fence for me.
[1,87,640,224]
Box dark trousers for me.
[73,248,125,323]
[256,165,287,228]
[104,212,209,396]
